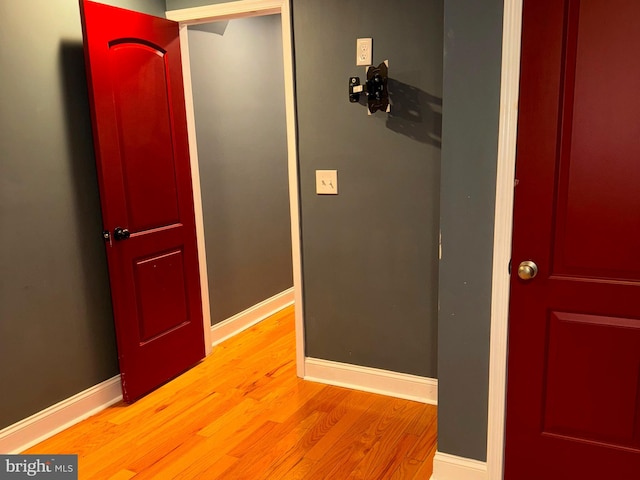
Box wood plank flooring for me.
[24,306,437,479]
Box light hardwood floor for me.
[25,306,437,479]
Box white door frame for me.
[165,0,305,377]
[486,0,524,478]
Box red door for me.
[505,0,640,478]
[80,0,205,402]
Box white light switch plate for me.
[316,170,338,195]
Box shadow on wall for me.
[59,41,118,368]
[358,78,442,149]
[189,21,229,36]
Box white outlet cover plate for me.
[316,170,338,195]
[356,38,372,66]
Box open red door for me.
[505,0,640,478]
[79,0,205,402]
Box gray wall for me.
[437,0,504,461]
[103,0,167,16]
[293,0,443,377]
[187,16,293,324]
[0,0,165,430]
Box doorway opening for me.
[166,1,305,376]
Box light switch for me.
[316,170,338,195]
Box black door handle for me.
[113,227,131,241]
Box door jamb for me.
[166,0,305,377]
[486,0,523,478]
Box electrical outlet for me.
[356,38,372,66]
[316,170,338,195]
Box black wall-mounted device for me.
[348,61,390,114]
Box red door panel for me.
[134,250,189,342]
[110,40,182,232]
[544,312,640,448]
[506,0,640,478]
[80,0,205,402]
[553,0,640,280]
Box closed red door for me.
[505,0,640,477]
[80,0,205,402]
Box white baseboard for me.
[0,376,122,454]
[210,288,294,347]
[430,451,488,480]
[304,357,437,405]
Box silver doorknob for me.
[517,261,538,280]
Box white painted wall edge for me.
[486,0,524,478]
[304,358,437,405]
[0,376,122,454]
[430,451,488,480]
[210,288,294,346]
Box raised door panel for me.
[134,249,189,343]
[109,41,181,232]
[553,0,640,280]
[543,312,640,449]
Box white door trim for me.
[486,0,523,479]
[431,451,488,480]
[176,23,213,356]
[166,0,305,377]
